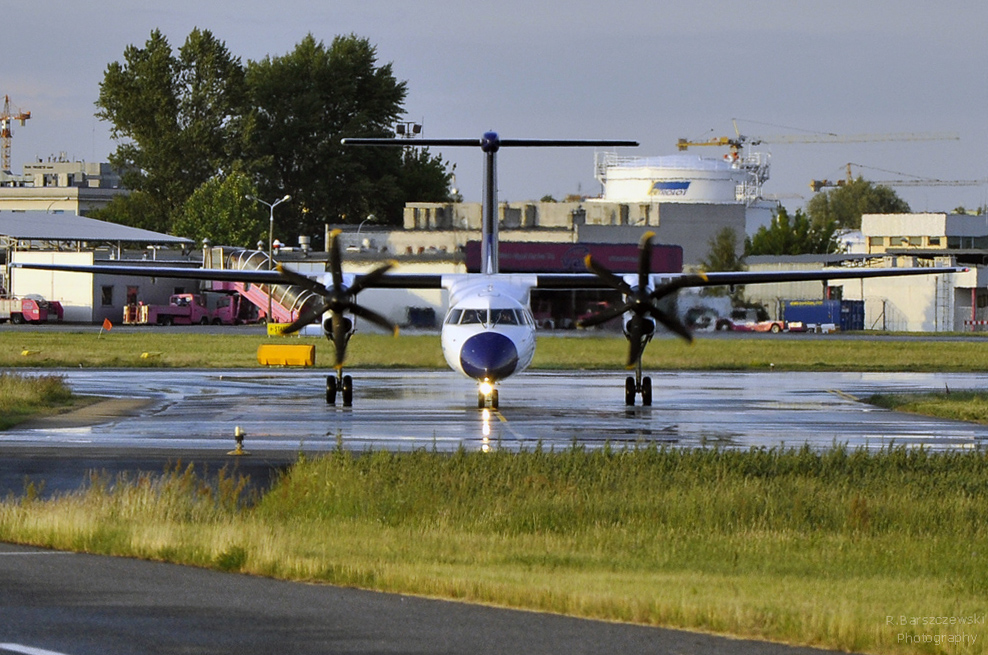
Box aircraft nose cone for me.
[460,332,518,381]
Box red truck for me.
[123,293,244,326]
[0,296,64,324]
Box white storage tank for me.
[596,154,752,204]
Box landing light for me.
[479,380,494,396]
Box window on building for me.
[907,236,922,246]
[928,236,941,246]
[868,236,884,247]
[101,286,114,307]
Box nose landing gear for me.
[477,379,499,409]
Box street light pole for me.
[246,194,291,331]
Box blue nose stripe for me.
[460,332,519,381]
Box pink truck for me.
[123,293,244,326]
[0,296,64,324]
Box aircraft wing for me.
[12,262,287,284]
[534,265,966,290]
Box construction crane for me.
[810,163,988,192]
[677,119,958,159]
[1,95,31,172]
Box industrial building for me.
[2,211,193,323]
[0,158,128,215]
[743,213,984,332]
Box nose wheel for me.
[478,381,499,409]
[327,373,353,407]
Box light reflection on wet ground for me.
[5,369,988,453]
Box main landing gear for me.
[327,371,354,407]
[625,357,652,407]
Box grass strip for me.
[0,372,75,430]
[869,390,988,424]
[4,331,988,371]
[2,447,987,654]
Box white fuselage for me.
[439,275,537,384]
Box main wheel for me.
[341,375,353,407]
[641,376,652,406]
[491,389,499,410]
[478,391,486,409]
[625,376,636,406]
[326,376,337,404]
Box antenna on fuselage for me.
[341,132,638,275]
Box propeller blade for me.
[349,303,399,336]
[281,300,329,335]
[650,273,710,301]
[331,312,349,369]
[638,231,655,292]
[327,229,344,291]
[648,306,693,343]
[346,261,395,296]
[584,255,633,295]
[625,315,650,368]
[577,301,632,328]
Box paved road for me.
[0,543,849,655]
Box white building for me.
[745,213,985,332]
[3,212,193,323]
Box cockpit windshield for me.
[444,307,535,328]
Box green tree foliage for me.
[745,206,840,256]
[95,30,451,244]
[700,226,745,273]
[699,226,745,300]
[246,34,450,240]
[171,172,264,248]
[95,28,247,232]
[806,178,910,230]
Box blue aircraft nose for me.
[460,332,518,381]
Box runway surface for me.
[0,542,837,655]
[4,368,988,453]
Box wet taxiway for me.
[4,368,988,453]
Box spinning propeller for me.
[578,232,707,367]
[279,230,398,369]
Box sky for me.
[4,0,987,216]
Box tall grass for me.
[2,446,987,654]
[0,372,73,429]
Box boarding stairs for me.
[203,248,321,324]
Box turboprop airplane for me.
[13,131,964,408]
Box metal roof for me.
[0,211,192,244]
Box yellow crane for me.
[810,163,988,192]
[1,95,31,172]
[677,119,958,159]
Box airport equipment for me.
[122,293,242,326]
[0,295,62,323]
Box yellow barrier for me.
[257,344,316,367]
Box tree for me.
[699,226,745,300]
[94,28,248,232]
[245,34,449,242]
[806,177,910,230]
[171,172,265,248]
[745,206,840,256]
[94,30,452,244]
